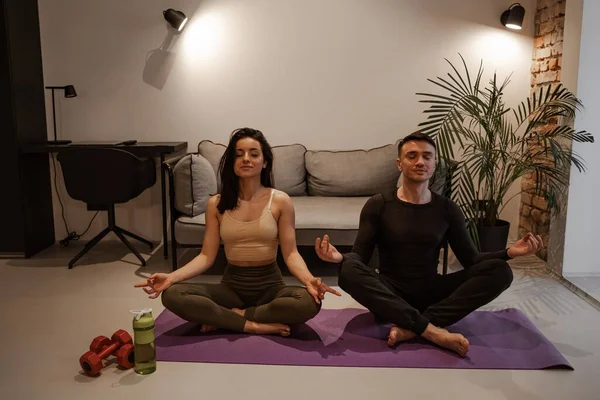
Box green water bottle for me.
[130,308,156,375]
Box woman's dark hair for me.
[217,127,274,213]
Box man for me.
[315,132,542,357]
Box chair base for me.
[67,206,154,269]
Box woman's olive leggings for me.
[161,262,321,332]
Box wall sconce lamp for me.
[163,9,188,32]
[44,85,77,145]
[501,3,525,30]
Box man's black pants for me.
[338,258,513,335]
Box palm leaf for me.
[413,53,595,243]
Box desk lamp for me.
[45,85,77,145]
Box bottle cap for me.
[130,308,152,321]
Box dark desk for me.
[21,141,188,259]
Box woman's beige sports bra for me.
[220,189,278,263]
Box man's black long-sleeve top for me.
[344,190,511,282]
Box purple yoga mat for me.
[154,308,572,370]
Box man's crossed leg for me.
[338,257,513,357]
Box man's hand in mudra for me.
[507,232,543,258]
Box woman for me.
[135,128,340,336]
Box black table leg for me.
[160,153,168,259]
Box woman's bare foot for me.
[422,324,469,357]
[200,324,218,333]
[245,321,291,336]
[387,326,417,347]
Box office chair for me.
[58,148,156,269]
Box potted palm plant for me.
[414,54,594,251]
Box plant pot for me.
[477,220,510,252]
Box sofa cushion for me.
[291,196,368,230]
[198,140,307,196]
[305,144,400,196]
[175,213,207,245]
[198,140,226,192]
[174,196,370,247]
[272,144,307,196]
[292,196,369,246]
[172,154,217,216]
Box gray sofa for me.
[164,140,453,270]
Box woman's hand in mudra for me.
[307,277,341,304]
[134,273,174,299]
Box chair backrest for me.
[57,148,156,205]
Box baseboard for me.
[0,252,25,258]
[563,272,600,278]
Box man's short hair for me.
[397,132,436,156]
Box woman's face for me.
[233,137,266,179]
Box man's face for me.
[397,140,436,183]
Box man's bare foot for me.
[387,326,417,347]
[200,324,217,333]
[423,324,469,357]
[245,321,291,336]
[433,330,469,357]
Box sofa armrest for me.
[163,152,195,218]
[163,153,192,170]
[163,154,195,268]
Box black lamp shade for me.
[64,85,77,98]
[163,8,188,32]
[501,3,525,30]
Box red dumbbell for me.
[115,343,135,370]
[79,329,135,376]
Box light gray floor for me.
[2,242,600,400]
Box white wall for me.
[561,0,583,93]
[563,0,600,276]
[38,0,535,243]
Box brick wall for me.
[518,0,566,261]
